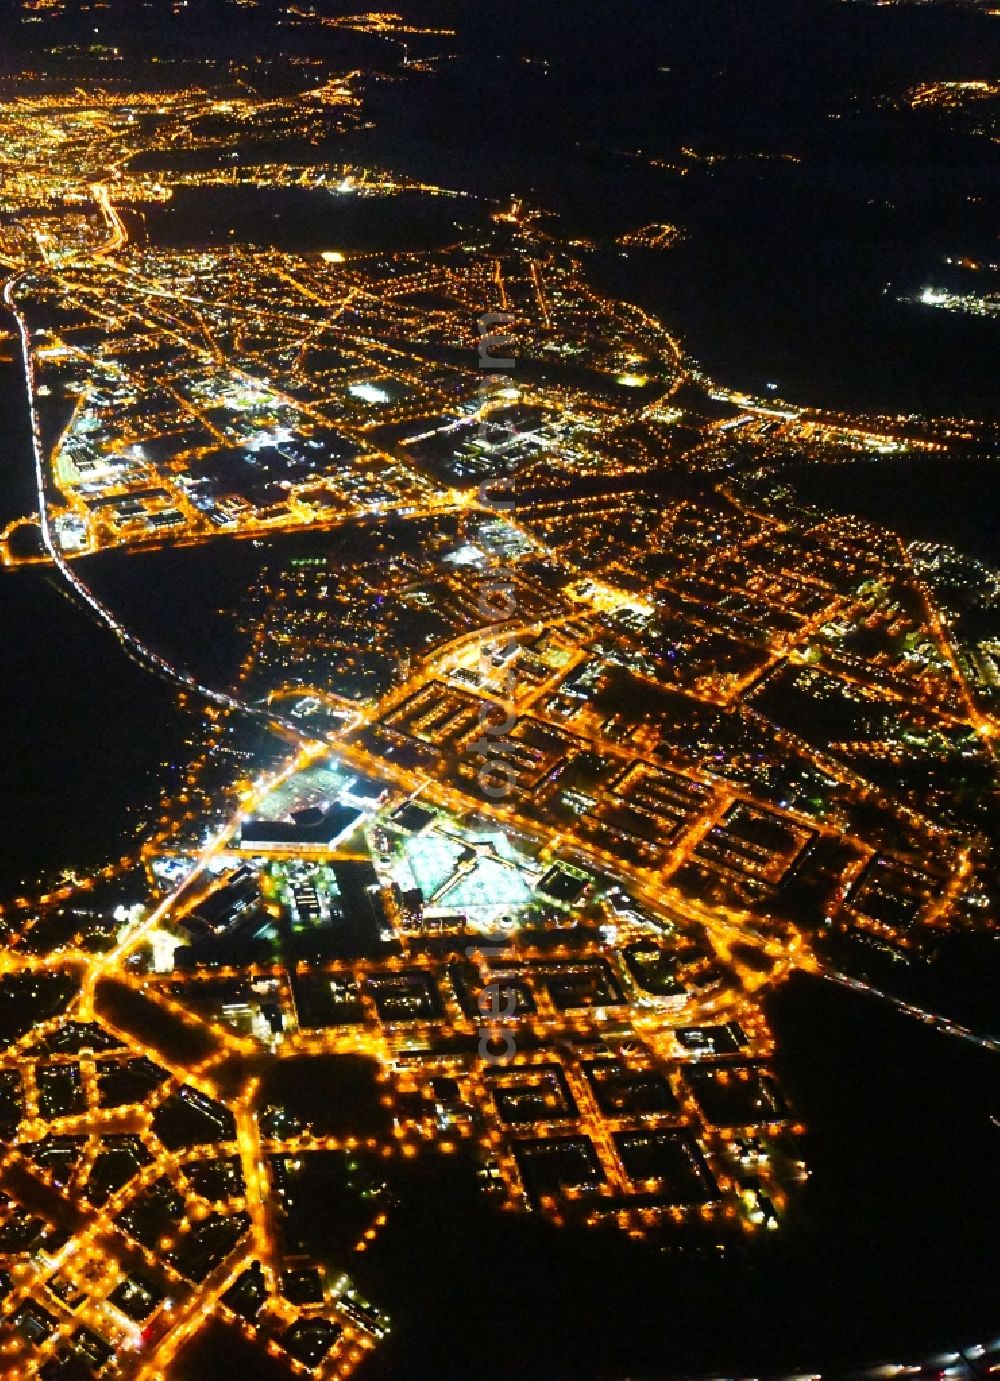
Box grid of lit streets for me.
[0,54,998,1381]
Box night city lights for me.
[0,3,997,1380]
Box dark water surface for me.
[0,335,36,530]
[785,454,1000,567]
[133,185,485,254]
[0,565,198,898]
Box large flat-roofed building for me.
[239,803,363,854]
[183,866,261,938]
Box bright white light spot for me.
[349,382,391,404]
[444,544,485,567]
